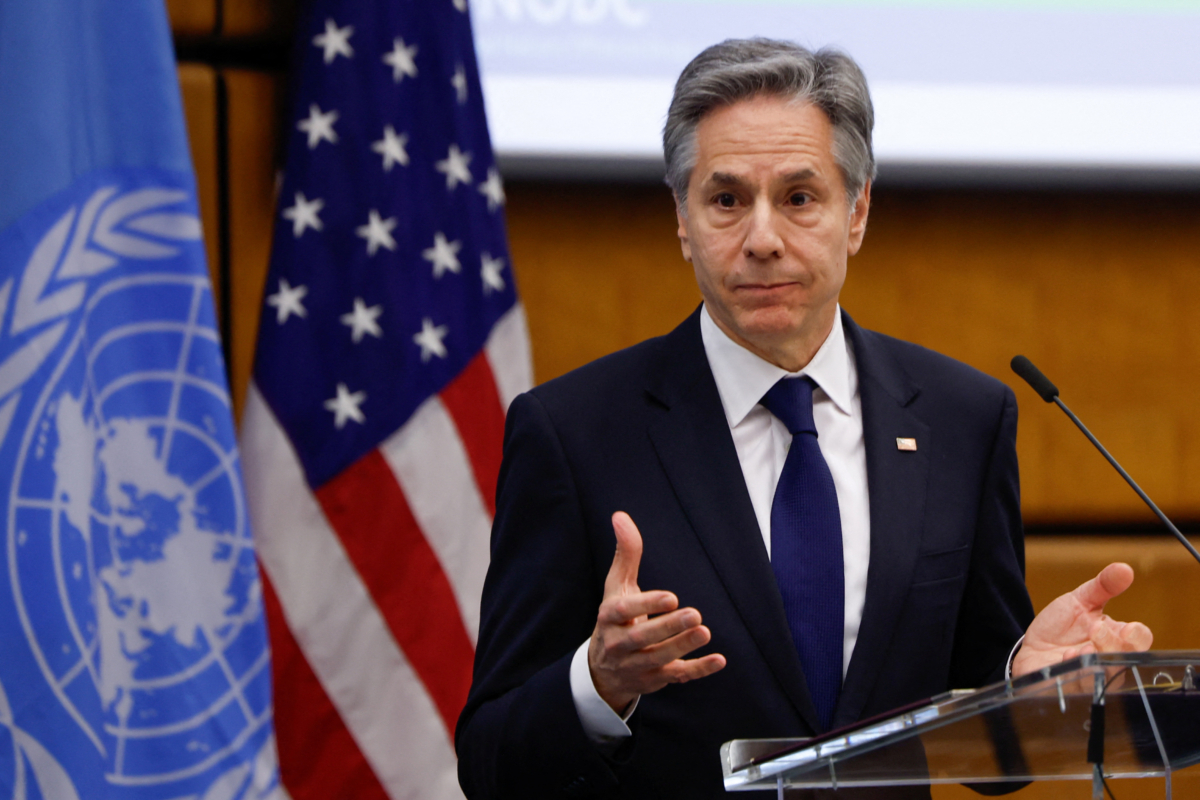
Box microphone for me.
[1010,355,1200,567]
[1010,356,1057,403]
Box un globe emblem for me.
[6,267,273,791]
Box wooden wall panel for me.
[223,68,283,424]
[1023,536,1200,650]
[503,182,1200,524]
[221,0,296,38]
[176,62,222,311]
[843,189,1200,523]
[166,0,216,36]
[505,182,701,385]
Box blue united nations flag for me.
[0,2,281,799]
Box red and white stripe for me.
[242,305,532,800]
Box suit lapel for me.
[646,309,823,732]
[835,313,931,727]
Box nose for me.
[743,199,784,260]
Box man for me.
[456,39,1152,799]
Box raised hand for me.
[588,511,727,713]
[1012,562,1153,679]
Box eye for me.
[787,192,809,207]
[714,192,737,208]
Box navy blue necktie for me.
[760,376,844,730]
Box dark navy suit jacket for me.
[456,308,1035,798]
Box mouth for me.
[728,281,808,310]
[734,281,800,293]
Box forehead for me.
[691,95,838,183]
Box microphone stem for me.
[1053,396,1200,567]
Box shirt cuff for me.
[1004,634,1025,681]
[569,639,638,743]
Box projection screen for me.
[472,0,1200,180]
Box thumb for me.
[605,511,643,596]
[1074,562,1134,613]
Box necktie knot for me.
[761,376,818,437]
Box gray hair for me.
[664,38,876,209]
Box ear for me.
[846,180,871,257]
[674,192,692,263]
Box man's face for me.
[676,94,870,371]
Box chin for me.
[734,307,807,341]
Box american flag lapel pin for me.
[896,438,917,451]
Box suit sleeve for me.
[456,391,632,799]
[949,386,1036,689]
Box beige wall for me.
[503,181,1200,525]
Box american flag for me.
[238,1,531,797]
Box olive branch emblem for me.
[0,185,203,446]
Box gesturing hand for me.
[1012,562,1153,679]
[588,511,727,714]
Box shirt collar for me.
[699,303,855,428]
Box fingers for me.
[589,608,725,710]
[617,606,699,649]
[1073,562,1135,612]
[1090,617,1153,654]
[626,621,713,666]
[604,511,643,597]
[596,602,707,660]
[601,626,715,678]
[597,590,678,625]
[1121,621,1153,651]
[659,653,727,685]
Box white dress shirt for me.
[570,304,872,742]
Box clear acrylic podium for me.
[722,651,1200,797]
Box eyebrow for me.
[781,169,816,183]
[705,169,817,187]
[707,172,746,188]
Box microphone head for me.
[1011,355,1059,402]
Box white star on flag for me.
[422,232,462,278]
[313,19,354,64]
[298,104,339,149]
[451,64,468,104]
[478,168,506,212]
[356,209,398,255]
[435,144,472,190]
[266,278,308,324]
[372,125,410,171]
[413,318,449,362]
[481,253,506,294]
[453,0,468,11]
[282,191,324,237]
[340,298,383,343]
[384,38,418,83]
[324,382,367,428]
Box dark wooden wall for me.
[504,181,1200,526]
[167,3,1200,794]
